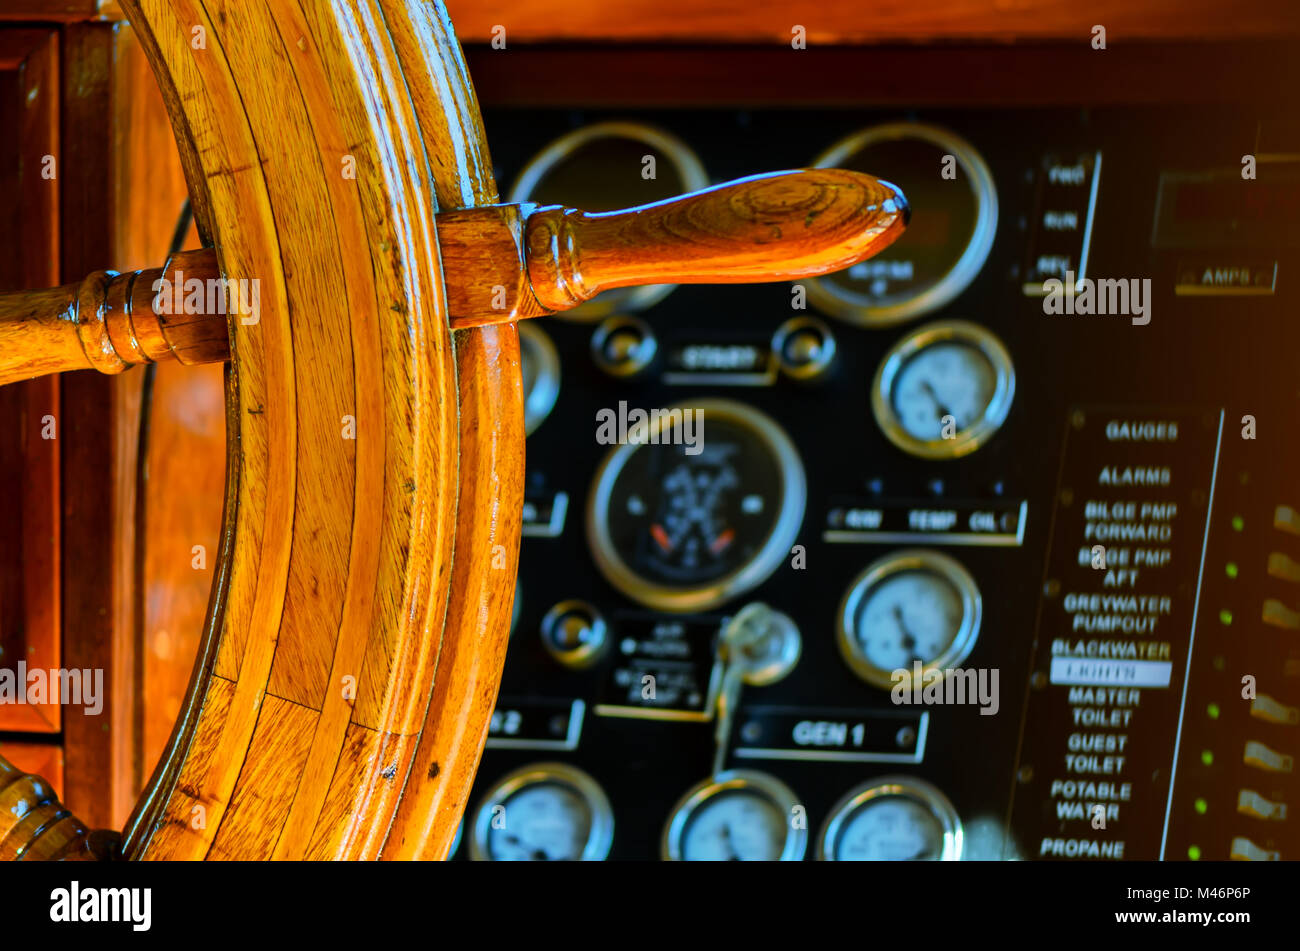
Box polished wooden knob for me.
[0,754,113,861]
[442,168,908,324]
[0,170,906,384]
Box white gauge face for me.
[833,796,947,861]
[872,321,1015,459]
[680,790,788,861]
[852,570,963,672]
[486,782,592,861]
[473,764,614,862]
[820,779,963,861]
[892,341,997,442]
[664,770,806,861]
[838,550,981,688]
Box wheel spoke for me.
[0,247,229,386]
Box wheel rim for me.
[116,0,519,860]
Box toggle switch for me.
[1245,740,1294,773]
[1230,836,1281,861]
[1268,552,1300,583]
[1276,505,1300,536]
[1237,789,1287,821]
[1263,599,1300,630]
[1251,693,1300,725]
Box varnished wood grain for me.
[116,0,466,861]
[0,250,228,386]
[439,169,906,323]
[371,0,519,861]
[5,167,904,370]
[0,754,113,860]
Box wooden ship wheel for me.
[0,0,906,860]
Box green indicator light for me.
[1195,798,1208,814]
[1207,703,1220,719]
[1188,845,1202,861]
[1219,610,1233,626]
[1225,562,1238,579]
[1201,750,1214,766]
[1231,516,1245,532]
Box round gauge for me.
[519,322,560,436]
[837,549,981,689]
[872,320,1014,458]
[587,399,806,612]
[819,777,962,861]
[807,122,997,327]
[509,121,709,321]
[470,763,613,861]
[662,770,806,861]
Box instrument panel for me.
[457,103,1299,862]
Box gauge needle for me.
[892,605,917,653]
[892,606,927,667]
[919,380,954,421]
[709,527,735,554]
[502,833,552,861]
[719,824,740,861]
[650,523,673,553]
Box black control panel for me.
[456,104,1298,862]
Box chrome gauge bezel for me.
[807,121,998,327]
[470,762,614,861]
[508,121,710,321]
[872,319,1015,459]
[519,321,561,436]
[586,398,806,613]
[661,769,807,861]
[837,548,982,689]
[818,776,963,861]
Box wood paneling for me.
[0,30,59,735]
[139,358,221,791]
[466,42,1300,109]
[441,0,1300,42]
[0,741,62,796]
[57,21,192,830]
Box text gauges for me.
[587,399,805,612]
[509,121,709,321]
[818,777,962,861]
[872,320,1014,458]
[662,770,806,861]
[807,122,997,326]
[470,763,613,861]
[837,549,981,689]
